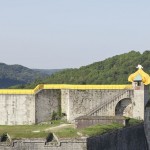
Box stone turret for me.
[128,65,150,120]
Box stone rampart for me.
[0,88,134,125]
[0,94,35,125]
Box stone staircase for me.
[86,90,134,116]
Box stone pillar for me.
[61,89,71,122]
[61,89,69,119]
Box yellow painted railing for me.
[0,84,133,95]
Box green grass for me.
[0,125,50,139]
[0,122,124,139]
[50,120,67,126]
[51,123,123,138]
[80,123,123,137]
[127,118,143,126]
[0,120,67,139]
[53,128,78,138]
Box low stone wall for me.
[0,138,87,150]
[75,116,126,128]
[87,123,148,150]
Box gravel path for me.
[45,124,74,131]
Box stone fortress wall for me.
[0,83,144,125]
[1,66,150,149]
[0,85,133,125]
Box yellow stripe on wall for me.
[0,89,34,94]
[43,84,132,90]
[0,84,133,95]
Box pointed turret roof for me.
[128,65,150,85]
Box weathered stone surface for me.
[0,138,87,150]
[65,89,134,122]
[67,90,121,121]
[0,94,35,125]
[61,89,69,117]
[75,116,126,128]
[35,89,61,123]
[87,124,148,150]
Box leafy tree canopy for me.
[11,50,150,89]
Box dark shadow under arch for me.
[115,98,132,117]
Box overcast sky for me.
[0,0,149,69]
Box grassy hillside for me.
[12,51,150,89]
[0,63,48,88]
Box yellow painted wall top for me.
[0,84,132,95]
[128,65,150,85]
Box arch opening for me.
[115,98,132,117]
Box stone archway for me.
[115,98,132,117]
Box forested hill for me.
[18,50,150,89]
[0,63,48,88]
[33,69,63,75]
